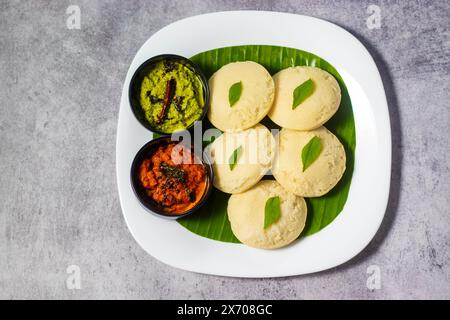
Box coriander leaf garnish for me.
[292,79,314,109]
[228,81,242,107]
[264,196,281,229]
[228,145,243,171]
[301,136,322,172]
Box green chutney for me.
[139,60,205,133]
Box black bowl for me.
[130,136,214,219]
[128,54,209,136]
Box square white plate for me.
[116,11,391,277]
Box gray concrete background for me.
[0,0,449,299]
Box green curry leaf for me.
[292,79,314,109]
[264,196,281,229]
[228,145,242,171]
[229,81,242,107]
[301,136,322,172]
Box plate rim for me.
[116,10,391,277]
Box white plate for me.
[116,11,391,277]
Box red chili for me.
[157,78,176,124]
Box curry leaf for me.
[264,196,281,229]
[292,79,314,109]
[229,81,242,107]
[228,145,242,171]
[301,136,322,172]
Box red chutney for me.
[139,143,207,214]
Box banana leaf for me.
[177,45,356,243]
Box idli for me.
[268,66,341,130]
[272,127,346,197]
[208,61,275,132]
[228,180,307,249]
[207,124,275,194]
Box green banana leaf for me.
[176,45,356,243]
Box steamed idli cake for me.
[207,124,275,194]
[208,61,275,132]
[268,66,341,130]
[272,127,346,197]
[228,180,307,249]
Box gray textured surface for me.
[0,0,449,299]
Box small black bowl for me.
[128,54,209,136]
[130,136,214,219]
